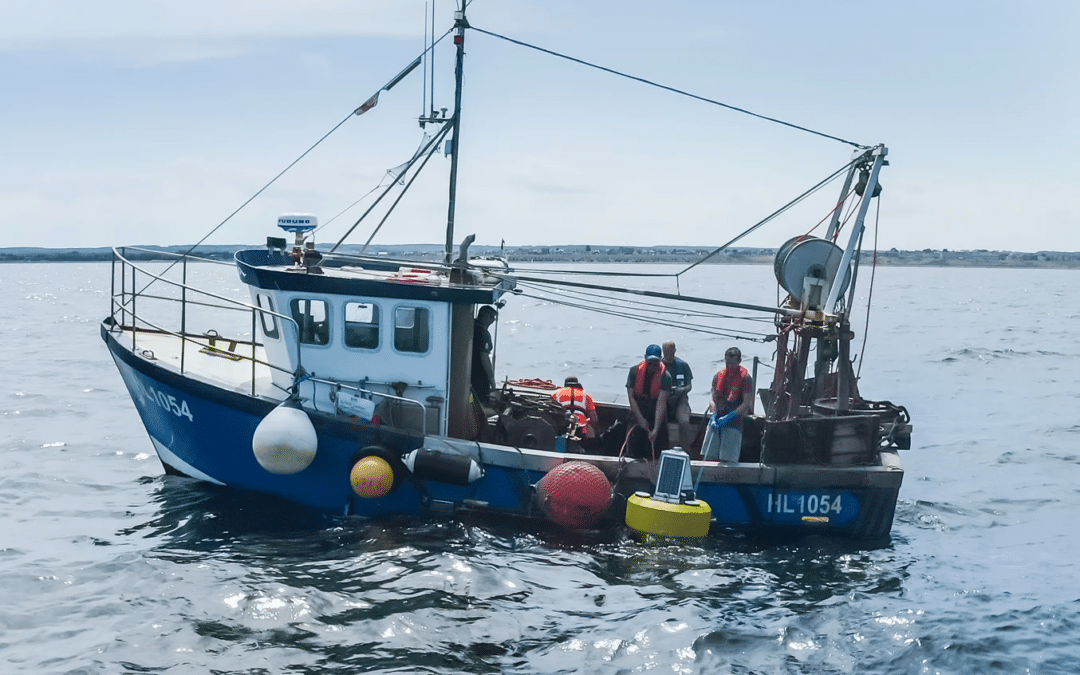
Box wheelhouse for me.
[236,247,513,438]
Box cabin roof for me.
[235,249,512,304]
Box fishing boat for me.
[101,7,911,540]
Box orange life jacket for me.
[553,385,593,427]
[633,361,666,399]
[713,365,748,404]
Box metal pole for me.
[251,309,257,396]
[443,8,469,265]
[109,249,116,324]
[180,257,188,373]
[130,258,137,352]
[823,145,887,312]
[752,355,759,413]
[825,149,864,240]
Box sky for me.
[3,0,1078,253]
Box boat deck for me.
[106,326,281,400]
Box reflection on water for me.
[94,474,927,673]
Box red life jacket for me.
[713,365,748,404]
[633,361,666,399]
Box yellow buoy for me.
[350,456,395,499]
[625,493,712,539]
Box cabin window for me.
[344,302,380,349]
[394,306,430,353]
[290,298,330,345]
[255,293,279,340]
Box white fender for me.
[252,400,318,474]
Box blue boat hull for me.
[103,325,901,539]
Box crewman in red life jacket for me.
[551,376,601,438]
[624,344,672,456]
[710,346,755,462]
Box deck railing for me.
[108,247,300,396]
[107,247,431,432]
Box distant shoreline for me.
[2,245,1079,269]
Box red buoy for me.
[536,461,612,529]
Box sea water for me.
[2,261,1079,674]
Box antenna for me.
[422,2,428,122]
[430,0,436,116]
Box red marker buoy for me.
[536,461,612,529]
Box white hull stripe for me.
[150,436,226,485]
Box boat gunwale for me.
[103,321,903,494]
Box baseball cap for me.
[645,344,662,361]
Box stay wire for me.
[505,265,678,279]
[133,34,452,294]
[132,112,356,296]
[678,156,860,277]
[328,119,453,254]
[499,271,782,316]
[514,277,773,329]
[470,26,868,149]
[514,289,770,342]
[803,186,855,239]
[317,183,383,234]
[829,190,863,242]
[530,299,772,339]
[362,122,455,252]
[856,197,881,379]
[514,277,774,324]
[517,286,765,329]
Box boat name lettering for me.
[766,492,843,515]
[137,379,194,422]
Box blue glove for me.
[710,411,737,429]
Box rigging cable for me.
[513,289,770,342]
[830,190,863,242]
[179,51,428,259]
[326,119,453,254]
[317,183,383,234]
[801,186,856,239]
[470,26,868,149]
[359,121,455,253]
[423,2,429,117]
[514,272,777,321]
[499,265,677,279]
[318,126,440,236]
[514,277,775,326]
[498,272,782,316]
[130,35,448,296]
[856,197,882,379]
[130,111,358,297]
[677,154,863,277]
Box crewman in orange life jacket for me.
[551,376,601,438]
[625,344,672,456]
[709,346,755,462]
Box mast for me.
[443,6,469,265]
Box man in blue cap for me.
[623,344,672,457]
